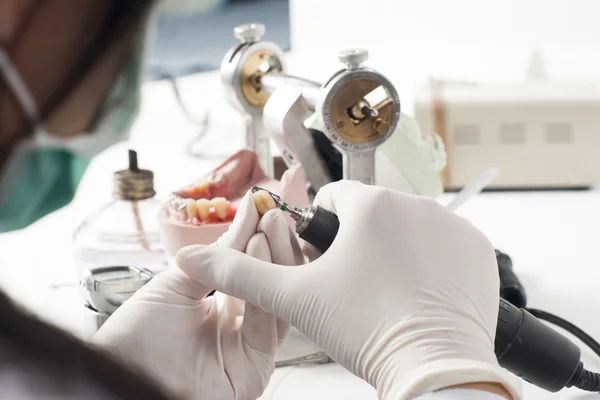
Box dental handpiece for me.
[251,187,340,254]
[251,186,595,394]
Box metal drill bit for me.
[361,105,379,117]
[275,351,332,368]
[250,186,303,220]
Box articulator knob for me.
[338,48,369,70]
[234,23,266,43]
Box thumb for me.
[176,244,296,319]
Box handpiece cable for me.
[496,249,600,392]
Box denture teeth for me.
[196,198,211,221]
[185,198,197,220]
[211,197,228,220]
[252,190,277,216]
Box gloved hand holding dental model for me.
[177,180,523,400]
[93,192,304,400]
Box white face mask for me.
[0,47,138,159]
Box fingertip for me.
[246,232,272,262]
[258,208,286,229]
[257,209,303,266]
[240,189,257,211]
[176,245,249,296]
[179,242,296,316]
[175,244,210,270]
[213,191,260,250]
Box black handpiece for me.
[294,205,340,254]
[251,186,597,393]
[495,298,582,392]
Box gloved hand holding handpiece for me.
[177,180,522,399]
[93,192,304,400]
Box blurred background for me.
[148,0,290,79]
[149,0,600,87]
[5,0,600,231]
[142,0,600,191]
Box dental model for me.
[158,149,310,256]
[176,196,236,226]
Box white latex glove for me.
[93,192,303,400]
[177,181,522,400]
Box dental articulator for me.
[156,22,402,254]
[156,22,403,253]
[221,23,400,191]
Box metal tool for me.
[275,351,332,368]
[314,49,401,185]
[252,186,600,393]
[221,23,285,177]
[222,23,401,191]
[80,266,153,333]
[251,186,339,253]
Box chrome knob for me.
[234,23,266,43]
[338,48,369,70]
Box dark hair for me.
[0,1,156,172]
[39,0,155,122]
[0,288,175,400]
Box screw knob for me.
[234,23,266,43]
[373,118,390,135]
[338,48,369,69]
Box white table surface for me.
[1,69,600,400]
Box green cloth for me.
[0,151,88,232]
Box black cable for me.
[158,73,206,125]
[571,365,600,392]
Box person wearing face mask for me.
[0,1,156,232]
[0,2,521,399]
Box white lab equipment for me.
[414,53,600,189]
[80,266,153,338]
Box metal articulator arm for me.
[263,86,333,192]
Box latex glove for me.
[93,192,303,400]
[177,181,522,400]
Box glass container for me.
[73,150,167,279]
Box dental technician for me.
[0,2,521,399]
[1,180,521,399]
